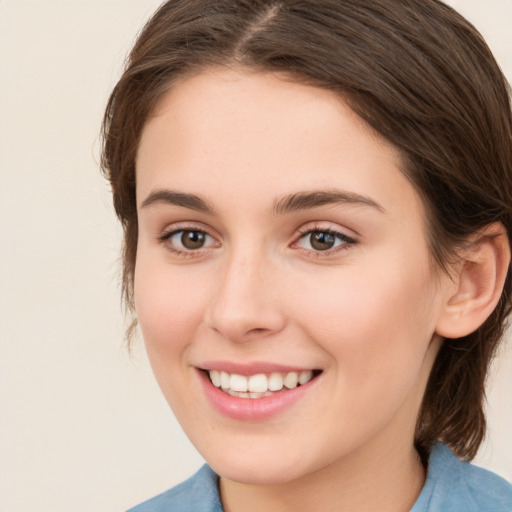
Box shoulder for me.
[412,444,512,512]
[126,464,223,512]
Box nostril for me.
[248,327,267,334]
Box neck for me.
[220,440,425,512]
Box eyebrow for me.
[140,188,385,215]
[141,189,214,213]
[272,190,385,214]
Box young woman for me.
[101,1,512,510]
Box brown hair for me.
[101,0,512,460]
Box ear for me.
[435,223,511,339]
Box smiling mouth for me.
[205,369,322,399]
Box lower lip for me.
[199,371,319,421]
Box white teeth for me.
[268,373,284,391]
[249,392,267,398]
[210,370,221,387]
[220,371,230,389]
[230,374,248,392]
[283,372,298,389]
[299,370,313,385]
[209,369,317,396]
[248,374,268,393]
[227,390,273,399]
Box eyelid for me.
[155,221,357,259]
[291,223,358,256]
[158,222,221,257]
[158,220,219,240]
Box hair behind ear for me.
[416,223,511,460]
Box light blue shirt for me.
[127,444,512,511]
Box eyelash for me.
[157,224,357,259]
[158,227,218,258]
[293,225,357,257]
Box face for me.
[135,69,450,485]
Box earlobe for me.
[435,223,511,339]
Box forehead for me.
[136,68,421,222]
[145,68,385,156]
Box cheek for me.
[133,256,215,424]
[288,254,438,390]
[133,255,209,360]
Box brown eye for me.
[296,229,354,253]
[181,230,206,249]
[309,231,336,251]
[163,229,217,253]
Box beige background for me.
[0,1,511,511]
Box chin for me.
[191,431,327,486]
[209,455,308,485]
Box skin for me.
[134,69,459,512]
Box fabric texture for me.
[127,464,223,512]
[127,444,512,512]
[411,444,512,512]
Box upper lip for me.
[197,360,320,376]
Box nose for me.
[205,250,287,342]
